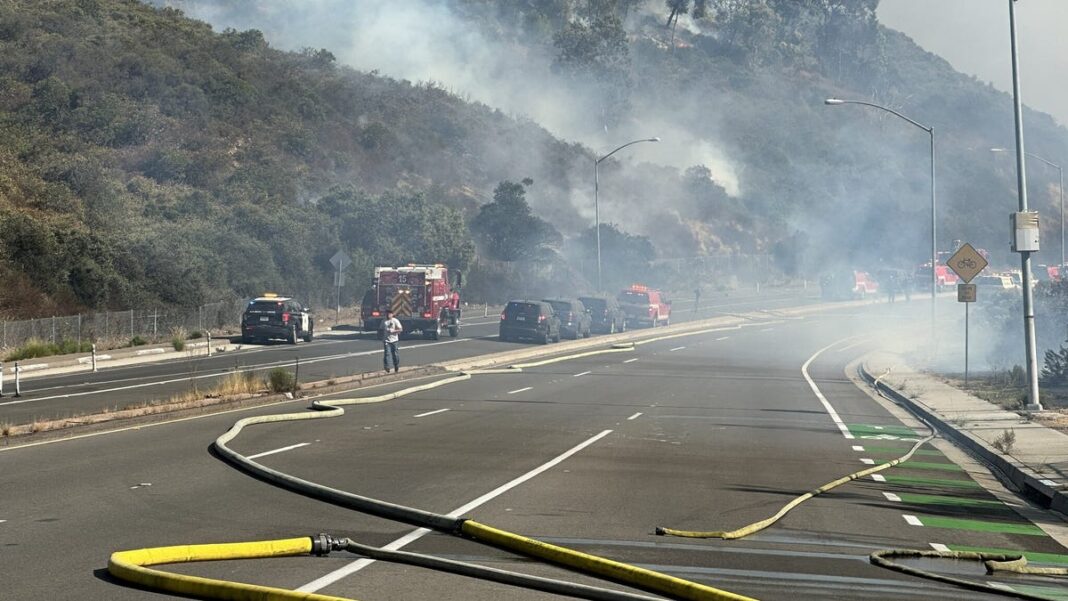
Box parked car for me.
[542,298,592,339]
[820,270,879,301]
[499,300,561,344]
[241,293,313,344]
[578,295,626,334]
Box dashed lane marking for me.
[715,336,730,341]
[871,474,887,482]
[298,429,614,592]
[573,371,591,377]
[623,358,638,364]
[627,412,643,421]
[414,408,450,418]
[507,387,533,394]
[860,458,875,465]
[851,445,864,452]
[246,442,310,460]
[882,492,902,502]
[903,515,924,526]
[929,543,950,552]
[669,346,686,352]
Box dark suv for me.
[499,300,560,344]
[578,295,626,334]
[542,298,592,339]
[241,294,313,344]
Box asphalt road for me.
[4,298,1066,601]
[0,290,816,426]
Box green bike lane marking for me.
[888,492,1008,510]
[887,461,964,472]
[848,423,921,439]
[880,474,982,489]
[861,445,942,457]
[948,545,1068,566]
[904,514,1047,536]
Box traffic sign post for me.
[330,250,352,325]
[958,283,977,388]
[948,243,986,390]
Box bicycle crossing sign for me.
[946,243,987,283]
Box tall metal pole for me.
[1060,165,1064,269]
[593,137,660,292]
[1009,0,1042,411]
[930,129,937,330]
[594,160,601,291]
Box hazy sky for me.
[878,0,1068,126]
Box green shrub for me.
[188,331,203,339]
[5,338,93,361]
[172,336,185,351]
[267,367,296,393]
[129,335,148,347]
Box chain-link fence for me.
[0,299,247,352]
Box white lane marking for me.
[852,445,864,451]
[623,358,638,364]
[760,328,774,332]
[0,338,476,407]
[883,492,902,502]
[873,425,884,430]
[860,458,875,465]
[246,442,311,460]
[573,371,591,377]
[298,429,614,592]
[871,474,887,482]
[836,339,868,353]
[627,412,643,421]
[930,543,950,552]
[669,346,686,352]
[0,520,6,524]
[715,336,730,341]
[507,387,533,394]
[903,515,923,527]
[801,338,856,439]
[414,408,450,418]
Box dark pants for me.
[383,341,399,371]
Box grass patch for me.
[214,371,263,396]
[4,338,93,361]
[267,368,296,393]
[171,326,187,351]
[129,335,148,347]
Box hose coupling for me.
[310,533,346,556]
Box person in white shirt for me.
[381,309,402,372]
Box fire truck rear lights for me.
[630,284,648,292]
[371,311,381,317]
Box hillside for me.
[4,0,1068,318]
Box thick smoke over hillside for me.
[157,0,741,238]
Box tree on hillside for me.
[574,223,655,288]
[552,8,631,129]
[470,179,561,262]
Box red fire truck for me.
[362,264,462,339]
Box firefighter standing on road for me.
[381,309,402,373]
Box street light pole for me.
[1008,0,1042,411]
[594,137,660,291]
[991,148,1064,270]
[824,98,937,330]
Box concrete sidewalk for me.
[862,351,1068,515]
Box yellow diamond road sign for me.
[947,243,988,283]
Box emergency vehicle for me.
[241,293,313,344]
[820,271,879,300]
[617,284,672,328]
[362,264,462,340]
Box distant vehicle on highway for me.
[500,300,560,344]
[542,298,592,339]
[618,284,671,328]
[915,262,959,291]
[819,270,878,300]
[363,263,462,340]
[974,274,1015,291]
[241,293,313,344]
[578,294,627,334]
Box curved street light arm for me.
[597,137,661,164]
[825,99,932,133]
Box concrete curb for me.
[858,362,1068,515]
[3,340,237,379]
